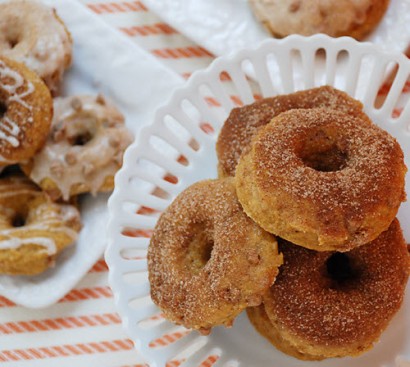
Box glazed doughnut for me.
[0,0,73,95]
[216,86,366,177]
[0,56,52,165]
[253,220,409,360]
[0,175,82,275]
[22,95,133,201]
[148,178,282,334]
[248,0,389,40]
[236,108,406,251]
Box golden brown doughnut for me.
[247,305,316,360]
[249,0,390,40]
[0,0,73,95]
[255,219,409,360]
[0,175,82,275]
[148,178,282,334]
[21,95,133,201]
[0,56,52,165]
[216,86,366,177]
[236,108,406,251]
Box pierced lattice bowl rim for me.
[106,34,410,367]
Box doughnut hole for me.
[65,117,97,146]
[325,252,361,288]
[12,213,26,227]
[298,127,348,172]
[0,101,7,118]
[185,224,214,275]
[10,206,30,228]
[7,36,19,49]
[2,26,21,50]
[71,131,93,146]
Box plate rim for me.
[106,34,410,366]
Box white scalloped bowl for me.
[106,35,410,367]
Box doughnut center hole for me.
[326,253,357,284]
[186,227,214,274]
[299,129,347,172]
[70,131,93,146]
[12,214,26,228]
[7,37,19,49]
[0,102,7,118]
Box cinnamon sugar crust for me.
[235,107,406,251]
[216,86,366,177]
[247,305,321,360]
[262,220,410,359]
[147,178,282,333]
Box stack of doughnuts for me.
[148,85,409,360]
[0,0,133,275]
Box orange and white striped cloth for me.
[1,1,409,366]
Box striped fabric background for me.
[0,1,409,366]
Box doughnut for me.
[0,175,82,275]
[0,0,73,95]
[236,107,406,251]
[21,95,133,201]
[0,56,52,165]
[248,0,389,40]
[148,178,282,334]
[216,86,366,177]
[247,305,313,360]
[251,219,409,360]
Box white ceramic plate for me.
[142,0,410,57]
[0,0,182,308]
[107,35,410,367]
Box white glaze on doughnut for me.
[29,95,133,200]
[0,237,56,254]
[0,60,34,147]
[0,177,81,254]
[0,0,72,94]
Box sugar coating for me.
[263,220,410,357]
[216,86,367,177]
[147,178,282,332]
[255,108,404,214]
[236,107,407,250]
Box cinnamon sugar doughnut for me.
[254,220,409,360]
[236,108,406,251]
[247,305,314,360]
[0,56,52,165]
[0,175,82,275]
[216,86,366,177]
[148,178,282,334]
[0,0,73,95]
[22,95,133,201]
[249,0,389,40]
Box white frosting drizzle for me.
[0,0,72,94]
[29,96,133,200]
[0,177,81,254]
[0,60,34,147]
[0,237,56,254]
